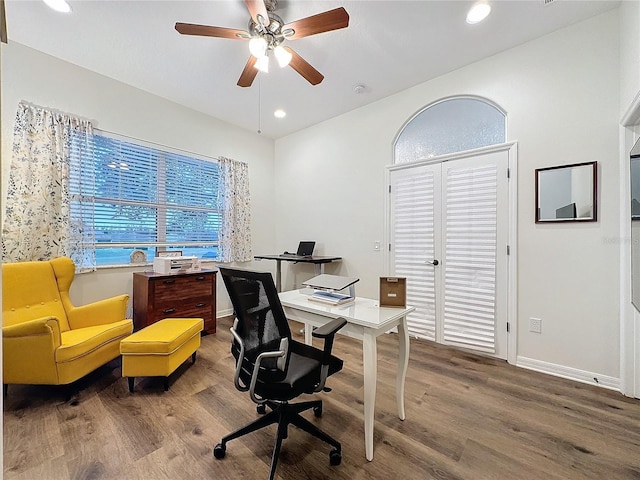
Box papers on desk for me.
[308,290,355,306]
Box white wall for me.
[1,42,276,316]
[275,11,621,381]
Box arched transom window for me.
[394,96,506,164]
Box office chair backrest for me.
[219,267,292,379]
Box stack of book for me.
[308,290,355,306]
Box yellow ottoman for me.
[120,318,203,393]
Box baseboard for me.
[516,356,620,392]
[217,308,234,319]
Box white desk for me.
[254,255,342,291]
[279,289,414,461]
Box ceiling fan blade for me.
[237,56,259,88]
[175,23,248,40]
[282,7,349,40]
[1,0,7,44]
[244,0,270,27]
[285,47,324,86]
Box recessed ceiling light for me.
[466,2,491,24]
[274,109,286,119]
[42,0,72,13]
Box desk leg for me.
[304,322,313,345]
[396,317,410,421]
[275,260,282,292]
[363,330,377,461]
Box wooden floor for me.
[4,316,640,480]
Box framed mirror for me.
[535,161,597,223]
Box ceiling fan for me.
[175,0,349,87]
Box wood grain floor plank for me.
[5,316,640,479]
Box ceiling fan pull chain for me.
[257,79,262,135]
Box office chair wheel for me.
[313,405,322,417]
[329,449,342,466]
[257,404,267,415]
[213,443,226,459]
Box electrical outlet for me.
[529,317,542,333]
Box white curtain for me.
[2,102,95,270]
[216,156,252,262]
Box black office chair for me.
[215,267,347,480]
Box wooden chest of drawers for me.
[133,269,217,334]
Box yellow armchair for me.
[2,257,133,389]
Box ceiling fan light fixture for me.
[249,37,267,58]
[466,2,491,24]
[255,55,269,73]
[268,20,281,33]
[274,45,292,68]
[42,0,72,13]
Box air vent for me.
[543,0,557,5]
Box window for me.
[70,131,220,266]
[394,96,506,164]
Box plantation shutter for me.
[390,165,440,341]
[442,163,498,354]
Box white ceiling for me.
[5,0,619,139]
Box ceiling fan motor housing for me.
[249,12,288,50]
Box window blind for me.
[69,131,220,264]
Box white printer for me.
[152,255,199,274]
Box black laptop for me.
[282,241,315,258]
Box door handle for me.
[426,259,439,266]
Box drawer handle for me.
[163,279,176,285]
[195,303,206,308]
[196,276,206,281]
[162,308,176,314]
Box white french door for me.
[389,147,510,359]
[389,163,442,340]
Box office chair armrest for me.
[312,317,346,362]
[250,350,286,404]
[231,320,287,404]
[312,317,347,339]
[311,317,347,393]
[230,323,250,392]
